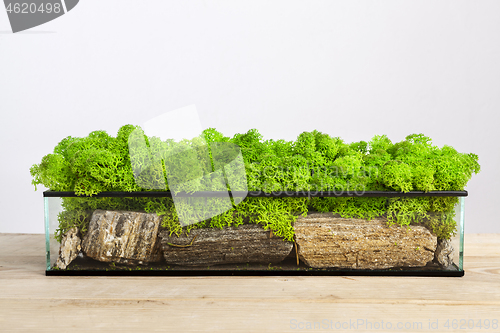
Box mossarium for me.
[31,126,479,276]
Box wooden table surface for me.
[0,233,499,332]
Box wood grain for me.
[0,233,499,332]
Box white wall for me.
[1,1,498,234]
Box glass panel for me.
[45,196,63,270]
[44,193,465,275]
[459,196,465,271]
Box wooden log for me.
[82,210,163,265]
[294,212,437,269]
[159,224,293,266]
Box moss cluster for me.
[31,126,479,241]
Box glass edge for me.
[459,197,465,271]
[42,190,469,198]
[44,197,51,271]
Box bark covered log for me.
[294,212,437,269]
[159,224,293,266]
[82,210,162,265]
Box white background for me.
[0,1,498,234]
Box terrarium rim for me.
[42,190,468,198]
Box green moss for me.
[31,127,479,241]
[425,209,458,240]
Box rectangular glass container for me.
[44,191,465,276]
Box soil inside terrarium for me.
[57,247,460,274]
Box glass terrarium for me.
[33,125,477,277]
[44,190,466,276]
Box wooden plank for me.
[0,233,499,332]
[1,299,499,332]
